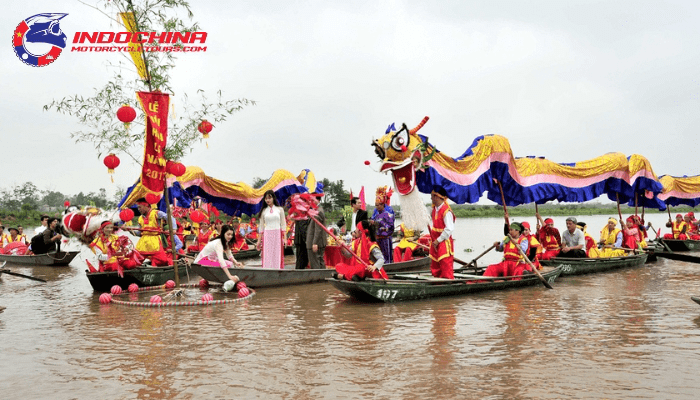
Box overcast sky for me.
[3,0,700,206]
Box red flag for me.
[86,259,97,273]
[136,91,170,192]
[359,186,366,210]
[349,189,354,200]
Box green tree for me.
[44,0,253,164]
[251,177,266,189]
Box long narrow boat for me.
[540,253,647,276]
[191,256,431,288]
[0,251,80,266]
[187,248,262,260]
[327,266,562,303]
[691,296,700,306]
[659,239,700,252]
[86,261,191,292]
[655,251,700,263]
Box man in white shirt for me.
[34,215,49,235]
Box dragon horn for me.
[409,116,430,134]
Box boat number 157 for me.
[376,289,398,300]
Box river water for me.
[2,214,700,399]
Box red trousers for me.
[663,233,688,240]
[392,247,414,263]
[539,249,560,260]
[101,258,138,272]
[430,256,454,279]
[483,260,532,280]
[141,248,173,266]
[335,262,388,280]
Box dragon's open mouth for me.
[379,160,416,195]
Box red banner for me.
[136,91,169,192]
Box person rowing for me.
[483,222,532,280]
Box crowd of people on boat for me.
[4,186,700,284]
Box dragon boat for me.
[0,251,80,266]
[85,260,191,292]
[327,265,561,303]
[191,255,431,288]
[539,253,648,276]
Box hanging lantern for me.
[145,193,161,205]
[166,160,186,177]
[103,153,120,183]
[116,104,136,133]
[198,120,213,149]
[63,200,70,207]
[119,208,135,222]
[190,210,205,223]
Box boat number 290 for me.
[376,289,398,300]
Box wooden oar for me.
[507,233,553,289]
[0,269,47,283]
[656,251,700,264]
[464,243,497,274]
[414,241,471,267]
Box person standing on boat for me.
[257,190,286,269]
[664,213,688,240]
[133,199,172,266]
[350,197,368,234]
[373,187,395,264]
[335,220,388,281]
[483,222,532,279]
[89,221,139,273]
[306,195,327,269]
[194,225,243,282]
[535,213,561,260]
[559,217,587,258]
[294,216,309,269]
[34,215,49,235]
[429,187,455,279]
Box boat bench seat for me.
[394,274,453,281]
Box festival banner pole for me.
[163,176,179,287]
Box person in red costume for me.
[535,213,561,260]
[229,221,250,252]
[334,220,388,281]
[520,221,542,269]
[664,213,688,240]
[428,187,455,279]
[187,220,216,252]
[89,221,139,275]
[483,222,533,280]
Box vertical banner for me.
[137,91,170,192]
[119,12,149,80]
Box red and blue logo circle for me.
[12,13,68,67]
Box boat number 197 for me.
[376,289,398,300]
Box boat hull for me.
[660,239,700,252]
[86,262,191,292]
[190,256,432,288]
[0,251,79,266]
[540,253,647,276]
[328,267,562,303]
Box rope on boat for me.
[105,282,254,307]
[110,290,255,307]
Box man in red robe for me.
[429,187,455,279]
[535,213,561,260]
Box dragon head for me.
[371,116,434,195]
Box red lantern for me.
[119,208,135,222]
[166,161,186,177]
[64,200,70,207]
[198,120,213,138]
[190,210,205,223]
[103,154,120,183]
[145,193,161,205]
[116,104,136,123]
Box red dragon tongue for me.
[392,163,416,195]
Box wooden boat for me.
[327,266,562,303]
[658,239,700,252]
[540,253,648,276]
[188,248,262,260]
[191,256,432,288]
[655,251,700,263]
[86,261,191,292]
[0,251,80,266]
